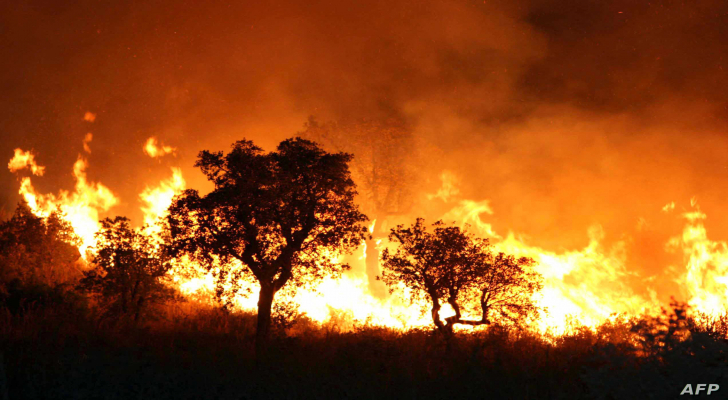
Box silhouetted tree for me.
[0,201,82,290]
[300,117,417,297]
[166,137,368,349]
[380,218,543,335]
[79,216,174,322]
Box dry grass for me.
[2,298,728,399]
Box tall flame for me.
[498,226,658,333]
[667,204,728,316]
[9,145,118,256]
[139,167,186,228]
[8,146,728,334]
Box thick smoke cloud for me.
[2,0,728,299]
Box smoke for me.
[3,0,728,303]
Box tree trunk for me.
[431,300,455,352]
[365,237,387,299]
[256,282,276,356]
[431,299,445,333]
[134,296,144,323]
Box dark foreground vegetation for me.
[2,292,728,400]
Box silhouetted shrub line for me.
[2,301,728,399]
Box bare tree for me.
[300,117,416,297]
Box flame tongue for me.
[7,144,728,333]
[8,149,45,176]
[670,206,728,316]
[140,167,186,228]
[144,137,177,158]
[10,148,118,257]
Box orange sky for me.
[3,1,728,306]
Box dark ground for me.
[2,297,727,400]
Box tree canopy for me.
[380,218,543,334]
[166,137,368,347]
[79,216,174,322]
[0,201,82,290]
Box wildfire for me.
[82,133,93,154]
[8,143,118,256]
[498,226,658,332]
[7,142,728,334]
[8,149,45,176]
[139,167,186,229]
[143,137,177,158]
[667,203,728,316]
[429,194,657,332]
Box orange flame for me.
[143,137,177,158]
[9,149,728,334]
[139,167,186,228]
[8,149,45,176]
[82,133,93,154]
[9,143,118,256]
[665,202,728,316]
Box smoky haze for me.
[2,0,728,300]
